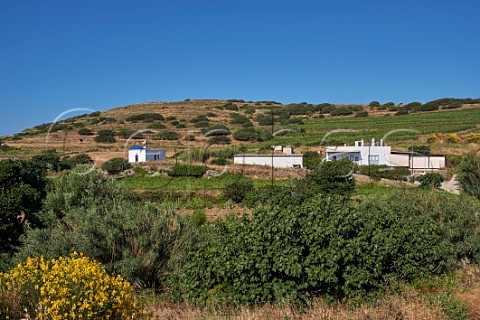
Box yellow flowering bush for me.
[426,134,440,143]
[445,133,461,144]
[465,133,480,143]
[0,253,141,319]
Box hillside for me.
[1,98,480,165]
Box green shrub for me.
[166,116,177,121]
[457,152,480,198]
[101,158,130,175]
[176,123,186,128]
[330,107,353,116]
[223,103,238,111]
[359,165,411,181]
[255,113,274,125]
[355,111,369,117]
[154,130,181,140]
[210,158,228,165]
[307,158,356,196]
[189,114,208,123]
[223,179,253,203]
[369,101,380,107]
[230,113,250,124]
[171,190,477,305]
[191,209,207,227]
[302,151,322,170]
[0,159,46,267]
[194,121,209,128]
[233,128,271,142]
[170,120,180,126]
[209,136,231,145]
[147,122,166,129]
[94,134,116,143]
[203,124,230,136]
[417,173,445,189]
[126,113,164,122]
[31,150,61,171]
[78,128,93,135]
[395,109,409,116]
[168,164,208,177]
[65,154,93,167]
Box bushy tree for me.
[306,158,356,196]
[417,173,444,189]
[101,158,130,175]
[0,160,46,269]
[458,152,480,198]
[170,190,476,305]
[224,179,253,203]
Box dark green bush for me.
[302,151,322,170]
[203,124,230,136]
[191,209,207,227]
[417,173,445,189]
[170,120,180,126]
[230,113,250,124]
[31,150,61,171]
[209,136,231,145]
[171,190,477,305]
[306,158,356,197]
[358,165,410,181]
[457,152,480,198]
[126,113,164,122]
[355,111,369,117]
[65,154,93,167]
[190,115,208,123]
[330,107,353,116]
[78,128,93,136]
[166,116,177,121]
[233,128,271,142]
[101,158,131,175]
[194,121,209,128]
[147,122,166,129]
[369,101,380,107]
[255,113,274,125]
[168,164,208,178]
[94,135,116,143]
[395,110,409,116]
[176,123,186,128]
[154,130,181,140]
[223,103,238,111]
[223,179,253,203]
[210,158,228,166]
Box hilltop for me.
[1,98,480,164]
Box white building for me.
[234,154,303,168]
[128,144,166,163]
[325,139,391,166]
[390,152,446,170]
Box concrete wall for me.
[390,153,445,169]
[234,154,303,168]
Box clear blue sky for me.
[1,0,479,135]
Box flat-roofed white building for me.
[325,139,391,166]
[234,154,303,168]
[128,144,166,163]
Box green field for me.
[250,107,480,148]
[119,173,288,191]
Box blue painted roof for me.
[129,145,143,150]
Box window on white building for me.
[368,155,379,165]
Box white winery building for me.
[325,139,391,166]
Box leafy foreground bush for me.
[17,169,186,288]
[0,253,140,319]
[170,190,480,306]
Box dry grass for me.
[143,290,447,320]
